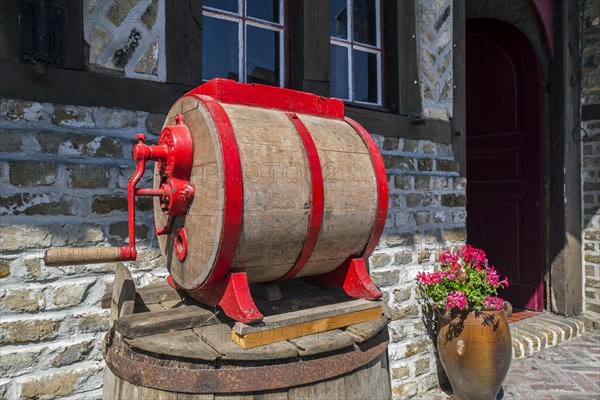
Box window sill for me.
[344,104,453,143]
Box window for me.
[202,0,285,87]
[329,0,382,105]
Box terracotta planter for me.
[437,308,512,400]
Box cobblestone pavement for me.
[421,331,600,399]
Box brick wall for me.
[370,135,465,398]
[581,0,600,319]
[0,99,167,399]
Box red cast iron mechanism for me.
[44,79,388,325]
[44,113,195,265]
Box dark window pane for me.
[202,16,239,81]
[246,26,279,86]
[203,0,239,13]
[331,45,349,100]
[353,50,378,103]
[330,0,347,39]
[247,0,279,23]
[353,0,376,45]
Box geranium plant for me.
[417,244,508,311]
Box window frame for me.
[201,0,286,87]
[329,0,383,106]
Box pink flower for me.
[487,267,500,286]
[417,271,443,285]
[446,291,468,310]
[484,296,504,310]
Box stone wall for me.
[370,135,466,398]
[416,0,453,121]
[0,99,167,399]
[84,0,166,81]
[581,0,600,319]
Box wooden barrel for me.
[154,79,388,291]
[102,276,392,400]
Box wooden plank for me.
[115,305,218,339]
[125,329,219,361]
[234,299,381,335]
[137,385,178,400]
[288,374,346,400]
[177,393,214,400]
[345,105,453,143]
[345,316,388,343]
[0,60,193,114]
[232,306,382,349]
[288,329,354,356]
[111,264,136,325]
[343,353,390,400]
[102,366,119,400]
[452,0,467,175]
[394,0,421,116]
[194,323,299,361]
[288,0,330,95]
[136,281,182,305]
[165,0,203,86]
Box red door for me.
[466,19,544,311]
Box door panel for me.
[466,19,544,311]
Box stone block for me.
[393,286,412,302]
[109,221,149,240]
[444,227,467,243]
[421,141,435,155]
[386,232,414,247]
[370,252,391,269]
[391,304,419,321]
[0,349,38,377]
[93,108,138,129]
[415,211,430,226]
[106,0,138,27]
[110,28,142,69]
[20,367,95,399]
[406,193,424,208]
[141,0,158,29]
[371,269,400,288]
[441,193,466,207]
[51,340,94,368]
[51,281,93,309]
[0,131,24,152]
[0,225,52,252]
[92,195,127,214]
[402,139,418,152]
[0,319,61,345]
[9,161,58,187]
[437,159,460,172]
[414,357,430,376]
[52,105,94,128]
[383,136,399,151]
[1,100,49,122]
[1,287,45,312]
[78,312,109,334]
[89,25,112,65]
[0,259,10,278]
[53,223,105,246]
[68,164,109,188]
[394,251,413,265]
[392,365,410,380]
[414,175,431,190]
[134,41,159,75]
[392,381,417,398]
[384,156,415,170]
[394,175,413,190]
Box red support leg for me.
[303,258,382,300]
[181,272,263,324]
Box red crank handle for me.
[43,247,135,266]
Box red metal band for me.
[193,95,244,289]
[186,79,345,119]
[278,113,325,281]
[344,117,388,259]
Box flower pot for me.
[436,308,512,400]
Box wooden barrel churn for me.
[154,79,388,292]
[102,268,392,399]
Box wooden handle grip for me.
[44,247,122,266]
